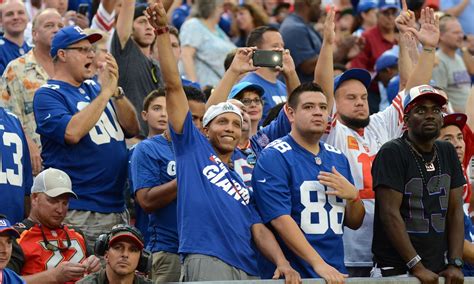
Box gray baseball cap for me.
[31,168,78,199]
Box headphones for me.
[94,224,152,273]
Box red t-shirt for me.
[463,125,474,204]
[349,26,395,72]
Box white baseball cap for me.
[403,85,447,114]
[31,168,78,199]
[203,102,243,127]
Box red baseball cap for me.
[443,113,467,130]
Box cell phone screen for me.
[252,50,283,68]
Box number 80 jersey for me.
[0,107,32,224]
[252,135,354,278]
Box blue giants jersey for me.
[0,37,31,75]
[169,112,260,276]
[252,135,353,278]
[131,134,178,253]
[33,79,128,213]
[0,108,32,223]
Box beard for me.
[412,127,441,142]
[339,113,370,129]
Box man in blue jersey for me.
[0,0,30,75]
[0,215,25,283]
[33,25,140,247]
[147,1,300,282]
[252,82,366,282]
[0,106,33,224]
[131,86,206,283]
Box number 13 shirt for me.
[252,135,353,278]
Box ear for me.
[287,105,296,124]
[141,110,148,121]
[203,127,209,138]
[57,50,67,63]
[403,113,409,125]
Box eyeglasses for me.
[240,98,262,106]
[63,46,96,54]
[39,224,72,251]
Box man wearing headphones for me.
[78,225,152,283]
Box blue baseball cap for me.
[228,82,265,100]
[375,52,398,73]
[356,0,378,14]
[334,68,372,91]
[50,26,102,58]
[0,216,20,238]
[378,0,400,10]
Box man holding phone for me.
[241,26,299,126]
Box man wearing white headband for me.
[147,1,300,282]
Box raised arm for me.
[314,8,335,114]
[405,8,439,91]
[115,0,136,49]
[281,49,300,98]
[206,47,257,109]
[147,0,188,133]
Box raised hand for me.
[395,0,416,33]
[229,47,258,75]
[323,6,336,45]
[98,53,119,98]
[319,166,359,201]
[407,7,439,49]
[146,0,167,29]
[276,49,295,76]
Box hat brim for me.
[443,113,467,130]
[44,187,78,199]
[334,68,372,91]
[0,228,20,238]
[109,232,144,250]
[380,5,400,10]
[404,93,447,114]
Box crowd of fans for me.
[0,0,474,283]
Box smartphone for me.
[252,50,283,68]
[77,3,89,16]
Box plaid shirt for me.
[1,49,49,147]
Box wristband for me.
[351,194,361,203]
[406,254,421,270]
[154,26,169,36]
[113,87,125,100]
[422,47,435,53]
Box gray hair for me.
[192,0,225,19]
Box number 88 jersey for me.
[0,107,32,223]
[252,135,354,278]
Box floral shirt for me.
[1,49,49,147]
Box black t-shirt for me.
[111,32,162,135]
[371,136,466,273]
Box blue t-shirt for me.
[127,145,150,245]
[463,213,474,276]
[252,135,353,278]
[239,72,287,126]
[131,134,178,254]
[33,79,128,213]
[2,268,25,283]
[169,112,260,276]
[279,14,322,83]
[0,37,31,76]
[0,108,32,224]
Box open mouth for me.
[85,63,92,69]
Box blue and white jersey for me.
[33,79,128,213]
[239,72,287,126]
[0,37,31,75]
[169,112,260,276]
[252,135,353,278]
[464,213,474,276]
[131,134,178,254]
[0,107,32,224]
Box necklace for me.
[404,138,438,172]
[403,137,442,190]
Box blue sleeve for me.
[440,0,457,10]
[33,89,72,146]
[169,111,202,157]
[250,109,290,156]
[131,142,162,193]
[252,147,291,223]
[19,121,32,195]
[465,214,473,241]
[283,26,319,67]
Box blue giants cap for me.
[0,216,20,238]
[228,82,265,99]
[334,68,372,91]
[50,25,102,58]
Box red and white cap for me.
[403,85,447,114]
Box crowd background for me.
[0,0,474,283]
